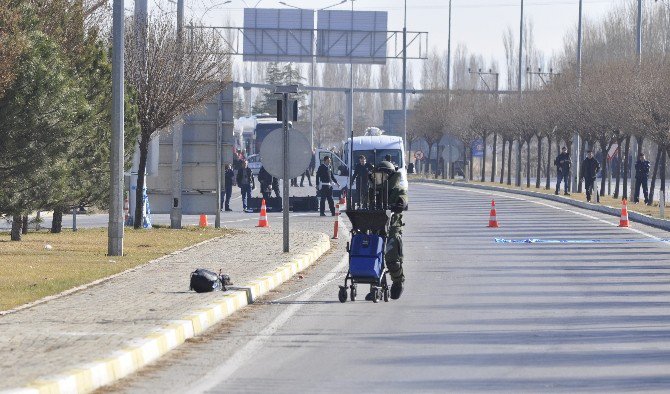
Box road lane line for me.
[186,225,349,394]
[422,183,670,245]
[187,255,348,394]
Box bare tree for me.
[125,15,231,228]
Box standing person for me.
[308,150,316,175]
[351,155,374,209]
[258,166,273,201]
[300,166,313,187]
[272,176,281,198]
[316,156,340,216]
[634,152,651,204]
[221,163,234,211]
[554,146,572,195]
[236,160,255,212]
[580,150,601,203]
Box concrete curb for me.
[2,233,331,394]
[412,178,670,232]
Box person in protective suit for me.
[372,161,408,300]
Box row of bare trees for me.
[410,1,670,202]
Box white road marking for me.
[187,225,349,394]
[423,183,670,244]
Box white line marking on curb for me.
[423,183,670,245]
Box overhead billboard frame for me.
[242,8,315,63]
[316,10,388,64]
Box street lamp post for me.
[279,0,347,150]
[109,0,125,256]
[402,0,407,164]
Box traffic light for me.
[276,99,298,122]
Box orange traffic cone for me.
[199,213,208,228]
[333,203,340,239]
[619,198,630,227]
[339,189,346,206]
[256,199,269,228]
[488,200,499,228]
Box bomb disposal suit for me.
[372,161,409,299]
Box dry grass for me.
[410,174,668,220]
[0,227,234,311]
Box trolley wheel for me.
[350,285,357,301]
[384,288,390,302]
[338,287,347,303]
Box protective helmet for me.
[376,161,396,174]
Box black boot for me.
[390,281,404,300]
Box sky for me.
[148,0,634,87]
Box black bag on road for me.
[190,269,232,293]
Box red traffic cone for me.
[488,200,499,228]
[199,213,208,228]
[339,189,346,206]
[257,199,269,228]
[619,198,630,227]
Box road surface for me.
[102,183,670,393]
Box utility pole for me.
[171,0,185,229]
[109,0,125,256]
[516,0,524,187]
[444,0,452,177]
[631,0,643,200]
[402,0,408,163]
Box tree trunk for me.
[637,136,645,157]
[481,133,487,182]
[491,132,497,183]
[614,137,624,199]
[535,134,542,188]
[545,136,552,190]
[599,139,608,196]
[622,135,631,200]
[507,139,513,185]
[526,137,531,188]
[648,144,662,204]
[11,215,21,241]
[51,208,63,233]
[21,215,28,235]
[469,147,474,181]
[134,137,150,229]
[516,139,523,187]
[500,138,506,184]
[661,148,667,199]
[577,137,586,193]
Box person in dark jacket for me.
[258,166,273,201]
[236,160,255,212]
[300,166,312,187]
[351,155,374,209]
[580,150,600,202]
[272,176,280,198]
[634,152,651,204]
[554,146,572,195]
[221,163,235,211]
[316,156,340,216]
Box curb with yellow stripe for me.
[2,233,331,394]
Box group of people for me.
[554,147,651,204]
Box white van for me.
[343,129,408,193]
[312,129,407,199]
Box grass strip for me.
[0,227,233,310]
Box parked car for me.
[247,154,262,175]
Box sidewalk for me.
[0,228,331,392]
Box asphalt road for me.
[102,183,670,393]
